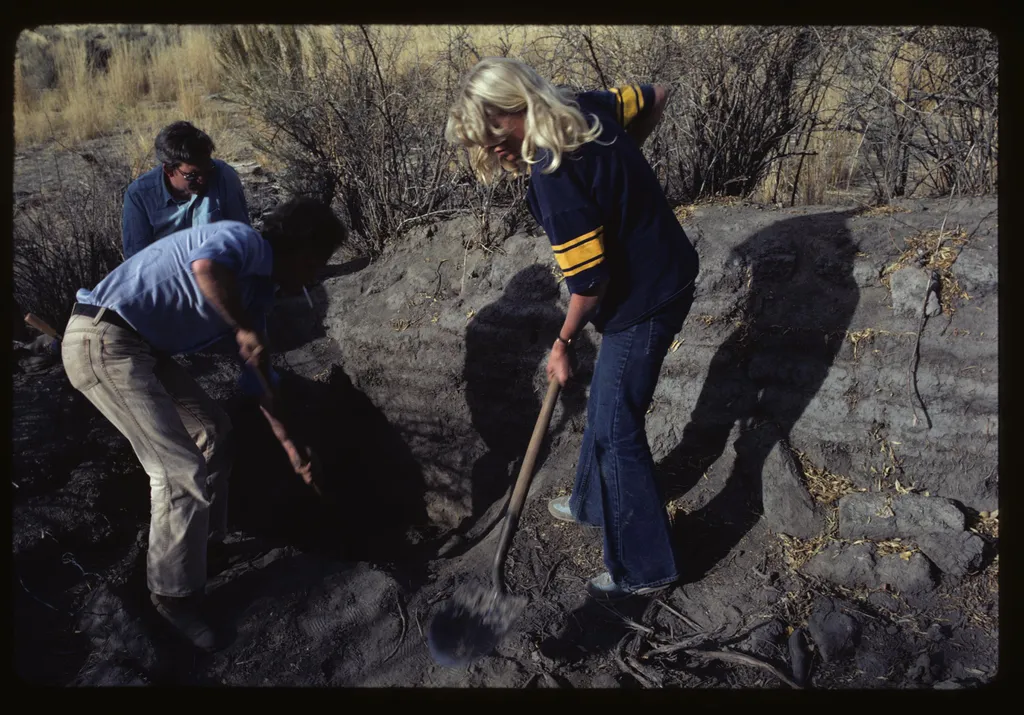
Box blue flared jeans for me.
[569,285,695,590]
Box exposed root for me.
[684,648,803,689]
[615,633,662,688]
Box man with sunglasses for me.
[122,121,251,260]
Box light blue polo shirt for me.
[76,221,276,357]
[121,158,250,260]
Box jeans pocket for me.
[62,336,101,391]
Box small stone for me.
[808,598,861,664]
[916,531,986,578]
[927,624,949,642]
[788,628,810,687]
[875,551,938,594]
[952,247,997,298]
[893,494,966,536]
[886,625,899,635]
[763,438,824,539]
[803,542,877,589]
[868,591,900,613]
[908,652,939,685]
[934,679,965,690]
[852,260,881,287]
[837,493,897,540]
[889,267,934,318]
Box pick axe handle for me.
[252,362,326,500]
[25,313,62,341]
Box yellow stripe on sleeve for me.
[552,227,605,275]
[562,254,604,278]
[610,87,625,126]
[620,84,641,125]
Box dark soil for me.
[11,141,998,688]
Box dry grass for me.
[879,227,971,314]
[843,327,916,360]
[778,531,834,571]
[854,204,911,217]
[16,24,995,213]
[14,25,230,167]
[791,448,861,506]
[947,553,998,631]
[969,509,999,540]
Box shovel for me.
[427,375,561,667]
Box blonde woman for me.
[447,58,700,600]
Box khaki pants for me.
[61,312,231,597]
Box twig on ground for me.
[615,633,660,688]
[655,599,703,632]
[909,182,960,429]
[460,241,470,297]
[383,590,407,663]
[627,654,664,688]
[686,647,803,689]
[593,599,655,636]
[62,552,100,580]
[907,271,937,430]
[539,557,564,597]
[647,630,720,656]
[18,575,66,615]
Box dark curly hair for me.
[155,121,215,167]
[260,196,349,262]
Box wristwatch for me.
[556,334,573,348]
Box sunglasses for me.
[173,164,214,181]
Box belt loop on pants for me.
[92,307,106,326]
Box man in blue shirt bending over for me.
[62,196,347,652]
[121,120,250,259]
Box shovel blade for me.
[426,585,527,667]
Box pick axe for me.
[24,313,61,341]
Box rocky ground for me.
[11,149,999,688]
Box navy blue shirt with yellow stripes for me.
[526,83,699,334]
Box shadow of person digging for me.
[223,365,436,583]
[660,209,860,584]
[454,264,596,551]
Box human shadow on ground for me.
[95,362,435,685]
[223,366,437,584]
[659,209,860,584]
[452,265,597,553]
[539,210,860,668]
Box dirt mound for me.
[12,197,998,688]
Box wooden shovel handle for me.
[491,376,561,589]
[508,376,561,520]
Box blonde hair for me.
[445,57,604,184]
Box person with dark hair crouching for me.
[61,196,348,651]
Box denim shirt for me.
[121,158,250,260]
